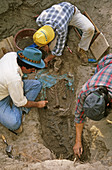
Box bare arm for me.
[73,122,84,157]
[23,100,48,108]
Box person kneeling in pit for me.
[73,53,112,158]
[0,47,48,134]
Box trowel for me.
[2,135,13,158]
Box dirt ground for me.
[0,0,112,169]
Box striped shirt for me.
[75,54,112,123]
[36,2,74,56]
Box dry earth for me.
[0,0,112,169]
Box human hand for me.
[73,142,83,158]
[37,100,48,108]
[44,54,55,68]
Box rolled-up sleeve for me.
[51,31,67,56]
[74,90,87,123]
[8,80,27,107]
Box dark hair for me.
[17,57,37,69]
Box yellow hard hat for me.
[33,25,55,47]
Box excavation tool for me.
[66,45,72,54]
[2,135,13,158]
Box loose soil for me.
[0,0,112,169]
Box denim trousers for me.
[0,79,42,130]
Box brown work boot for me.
[14,124,23,134]
[77,47,88,65]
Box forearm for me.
[75,122,84,144]
[23,100,48,108]
[23,101,38,108]
[44,54,55,62]
[73,122,84,157]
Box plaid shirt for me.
[36,2,74,56]
[75,54,112,123]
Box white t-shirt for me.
[0,52,27,107]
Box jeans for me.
[69,7,95,51]
[0,79,42,131]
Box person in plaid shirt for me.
[33,2,95,67]
[73,53,112,157]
